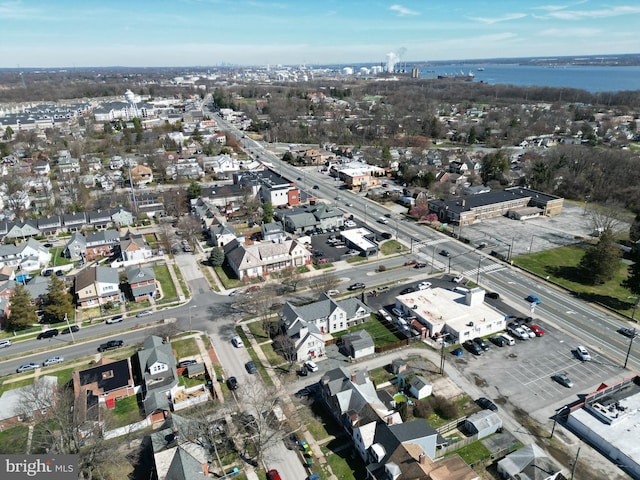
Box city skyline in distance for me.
[1,0,640,68]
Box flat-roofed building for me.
[394,287,505,343]
[341,227,378,257]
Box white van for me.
[499,333,516,346]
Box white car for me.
[43,356,64,367]
[510,326,530,340]
[576,345,591,361]
[231,336,244,348]
[520,325,536,338]
[377,217,389,224]
[452,274,464,283]
[417,282,432,290]
[304,360,319,372]
[326,289,340,296]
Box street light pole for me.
[624,329,637,369]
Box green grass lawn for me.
[333,315,400,347]
[0,377,34,395]
[153,265,178,304]
[215,265,243,289]
[172,338,200,359]
[247,321,269,340]
[513,245,635,315]
[144,233,159,249]
[109,395,143,428]
[449,439,492,465]
[381,240,406,255]
[0,425,29,453]
[51,247,72,266]
[313,262,334,270]
[346,256,368,264]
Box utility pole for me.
[570,447,581,480]
[624,329,637,369]
[476,256,483,285]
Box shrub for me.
[431,395,458,419]
[413,400,433,418]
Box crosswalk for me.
[462,263,506,277]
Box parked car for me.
[136,310,152,318]
[452,274,464,283]
[98,340,124,352]
[37,329,59,340]
[491,335,508,347]
[226,376,239,390]
[526,294,541,304]
[553,372,574,388]
[451,347,464,357]
[298,365,308,376]
[417,282,432,290]
[326,289,340,296]
[391,307,404,317]
[43,356,64,367]
[380,232,393,239]
[618,327,637,338]
[439,249,451,257]
[530,324,545,336]
[463,340,483,356]
[245,361,258,374]
[304,360,319,372]
[17,362,40,373]
[178,359,197,368]
[106,315,124,324]
[231,335,244,348]
[61,325,79,334]
[485,292,500,299]
[520,325,536,338]
[476,397,498,411]
[499,333,516,346]
[348,282,366,291]
[508,326,530,340]
[266,470,282,480]
[576,345,592,361]
[400,287,416,295]
[472,337,490,351]
[0,339,12,348]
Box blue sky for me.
[1,0,639,68]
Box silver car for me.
[43,356,64,367]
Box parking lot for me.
[447,318,626,423]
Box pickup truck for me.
[98,340,124,352]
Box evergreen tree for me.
[629,214,640,243]
[187,181,202,199]
[209,247,225,267]
[262,201,274,223]
[622,254,640,309]
[43,275,74,324]
[7,284,38,331]
[578,228,621,284]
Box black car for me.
[245,361,258,374]
[618,327,637,338]
[476,397,498,411]
[312,185,319,190]
[98,340,124,352]
[55,270,64,277]
[380,232,393,240]
[226,376,239,390]
[491,335,508,347]
[400,287,416,295]
[413,263,427,269]
[37,329,59,340]
[439,249,450,257]
[485,292,500,299]
[463,340,483,356]
[61,325,79,334]
[298,365,309,376]
[178,359,197,368]
[472,337,490,351]
[348,283,366,291]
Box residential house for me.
[235,169,300,207]
[281,293,371,335]
[62,213,87,232]
[149,414,210,480]
[126,265,157,302]
[74,266,121,308]
[134,336,179,420]
[261,222,285,242]
[17,238,52,271]
[57,155,80,173]
[281,317,325,361]
[85,229,120,261]
[0,376,58,430]
[130,164,153,186]
[0,245,22,269]
[223,238,311,280]
[208,223,236,248]
[340,330,375,360]
[120,232,153,262]
[497,444,562,480]
[87,210,114,230]
[37,215,62,235]
[64,232,86,261]
[110,207,135,226]
[72,358,136,422]
[5,221,40,240]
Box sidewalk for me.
[193,334,224,404]
[240,322,337,480]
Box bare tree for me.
[587,200,625,236]
[177,215,202,249]
[272,334,297,367]
[310,272,340,296]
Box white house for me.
[282,317,325,361]
[17,238,52,271]
[408,375,432,400]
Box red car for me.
[266,470,282,480]
[530,324,545,336]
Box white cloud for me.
[389,4,419,17]
[545,5,640,20]
[538,27,599,38]
[470,13,527,25]
[0,0,40,18]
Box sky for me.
[1,0,639,68]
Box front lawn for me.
[172,338,200,359]
[380,240,406,255]
[513,245,635,315]
[153,265,178,304]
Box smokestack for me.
[419,453,427,465]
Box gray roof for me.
[126,265,155,284]
[284,212,317,229]
[86,229,120,246]
[342,330,374,352]
[74,266,119,291]
[0,376,58,422]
